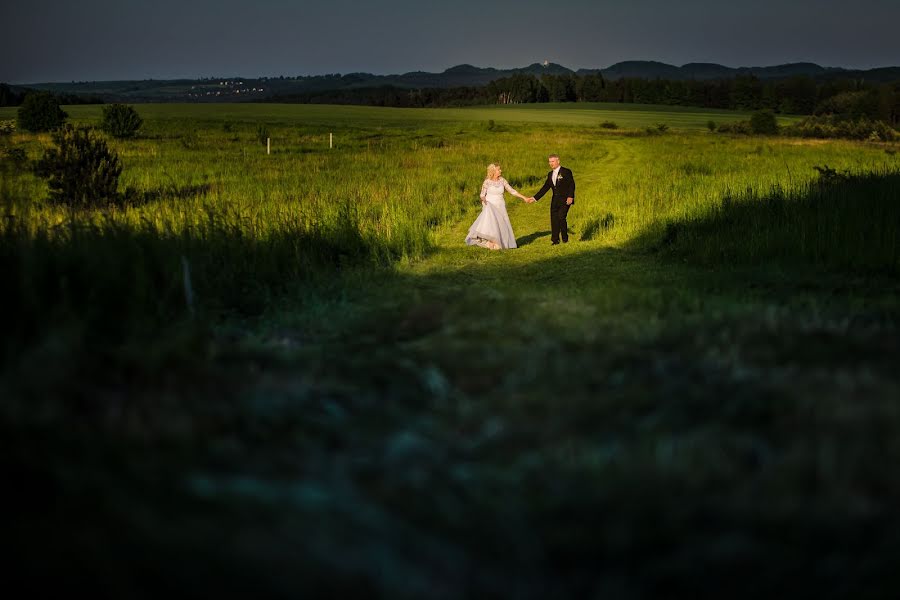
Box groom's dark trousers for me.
[533,167,576,243]
[550,201,570,244]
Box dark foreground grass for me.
[5,177,900,598]
[6,249,900,598]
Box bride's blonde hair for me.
[486,163,501,179]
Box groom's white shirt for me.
[552,166,561,185]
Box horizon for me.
[2,0,898,84]
[8,59,900,87]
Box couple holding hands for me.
[465,154,575,250]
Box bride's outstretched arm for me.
[502,178,526,200]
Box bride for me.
[465,163,528,250]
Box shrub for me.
[17,92,67,132]
[487,119,495,130]
[782,115,899,141]
[34,125,122,208]
[100,104,143,139]
[706,120,716,132]
[814,90,881,121]
[750,110,779,135]
[600,121,618,129]
[717,120,752,135]
[0,119,15,136]
[860,121,888,140]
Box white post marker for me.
[330,132,333,149]
[267,137,271,155]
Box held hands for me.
[566,197,573,205]
[524,196,536,204]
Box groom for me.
[526,154,575,244]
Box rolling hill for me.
[6,61,898,103]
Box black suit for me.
[533,166,575,243]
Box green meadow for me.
[3,102,900,596]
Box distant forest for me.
[0,83,103,107]
[3,74,899,125]
[269,74,900,124]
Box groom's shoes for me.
[551,241,559,245]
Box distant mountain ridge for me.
[314,60,897,86]
[10,61,899,103]
[575,60,889,81]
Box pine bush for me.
[100,104,143,139]
[17,92,67,132]
[35,125,123,208]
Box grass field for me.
[2,100,801,130]
[3,102,900,597]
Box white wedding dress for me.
[465,177,521,249]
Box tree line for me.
[269,73,900,125]
[5,75,898,126]
[0,83,104,107]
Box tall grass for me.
[647,168,900,271]
[0,188,432,363]
[1,104,897,362]
[572,136,898,247]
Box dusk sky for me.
[2,0,898,83]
